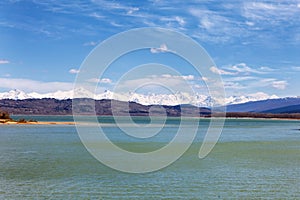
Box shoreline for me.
[1,116,300,125]
[0,121,75,125]
[223,117,300,121]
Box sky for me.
[0,0,300,98]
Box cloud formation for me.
[83,41,98,46]
[1,1,299,98]
[0,59,10,64]
[69,68,80,74]
[210,66,235,75]
[0,78,73,93]
[87,78,112,84]
[211,62,289,94]
[150,44,173,54]
[161,74,194,81]
[114,73,196,94]
[2,0,300,45]
[229,63,266,74]
[212,63,273,76]
[272,80,287,90]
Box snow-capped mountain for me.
[0,89,30,100]
[0,89,280,107]
[225,92,279,105]
[226,97,300,113]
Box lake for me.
[1,116,300,199]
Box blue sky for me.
[0,0,300,97]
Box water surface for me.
[1,117,300,199]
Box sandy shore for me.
[1,117,300,125]
[0,121,75,125]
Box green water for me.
[1,117,300,199]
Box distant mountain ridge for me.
[226,97,300,113]
[1,89,299,115]
[0,98,210,117]
[263,105,300,114]
[0,89,279,107]
[0,97,299,117]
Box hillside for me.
[262,104,300,114]
[225,97,300,113]
[1,97,300,118]
[0,98,211,117]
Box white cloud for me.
[210,66,235,75]
[243,2,300,24]
[160,16,186,26]
[201,76,208,81]
[292,66,300,71]
[229,63,265,74]
[272,80,287,90]
[89,12,104,19]
[245,21,255,26]
[113,74,196,94]
[150,43,174,54]
[224,81,245,89]
[87,78,112,84]
[69,68,80,74]
[225,76,257,82]
[258,78,288,90]
[181,75,194,81]
[194,84,205,89]
[110,21,123,27]
[161,74,194,81]
[247,92,278,99]
[127,7,139,15]
[190,8,227,30]
[100,78,112,84]
[189,7,242,42]
[83,41,97,46]
[91,0,140,17]
[0,59,10,64]
[200,16,214,29]
[9,0,300,45]
[259,66,275,72]
[250,2,275,10]
[175,16,185,26]
[0,78,73,93]
[223,63,270,75]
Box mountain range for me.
[0,89,279,107]
[0,98,210,117]
[0,89,299,116]
[226,97,300,113]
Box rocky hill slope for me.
[0,98,211,117]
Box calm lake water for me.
[1,116,300,199]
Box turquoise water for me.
[1,117,300,199]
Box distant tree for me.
[17,118,27,123]
[0,110,11,120]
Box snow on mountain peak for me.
[225,92,279,105]
[0,89,281,106]
[0,89,30,100]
